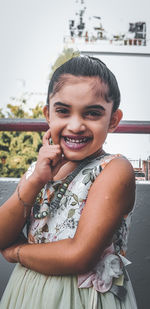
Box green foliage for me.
[49,48,80,79]
[0,91,46,177]
[30,103,44,119]
[0,48,78,177]
[0,131,43,177]
[7,92,45,119]
[0,108,5,118]
[7,103,27,118]
[0,102,44,177]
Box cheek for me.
[93,123,109,141]
[49,112,59,127]
[50,122,60,136]
[50,119,64,144]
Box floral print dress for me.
[27,154,133,299]
[1,153,137,309]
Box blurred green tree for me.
[0,48,79,177]
[49,48,80,79]
[0,100,44,177]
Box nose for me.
[67,115,86,133]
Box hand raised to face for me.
[31,129,67,186]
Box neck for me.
[85,148,105,161]
[54,161,78,181]
[54,148,105,181]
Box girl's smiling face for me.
[44,75,122,161]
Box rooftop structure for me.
[64,0,149,53]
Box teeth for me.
[65,137,88,143]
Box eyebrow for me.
[86,104,105,111]
[53,102,70,108]
[53,102,105,111]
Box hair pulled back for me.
[47,56,120,112]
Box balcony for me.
[0,119,150,308]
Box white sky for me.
[0,0,150,161]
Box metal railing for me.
[0,118,150,308]
[0,119,150,133]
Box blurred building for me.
[130,158,150,181]
[64,0,147,47]
[142,158,150,180]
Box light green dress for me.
[0,154,137,309]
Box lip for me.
[61,135,92,151]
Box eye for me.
[84,110,102,119]
[55,108,69,115]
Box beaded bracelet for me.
[17,185,32,218]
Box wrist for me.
[16,244,26,265]
[17,185,32,218]
[29,172,52,188]
[16,178,44,219]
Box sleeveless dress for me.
[0,154,137,309]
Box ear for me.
[108,109,123,132]
[43,105,50,126]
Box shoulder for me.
[101,154,135,182]
[96,153,134,179]
[90,154,135,214]
[93,153,135,185]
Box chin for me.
[63,151,87,162]
[65,150,97,162]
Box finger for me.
[42,128,51,146]
[40,144,61,155]
[38,145,61,163]
[53,152,68,168]
[39,145,62,164]
[50,149,62,167]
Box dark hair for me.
[46,56,120,112]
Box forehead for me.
[50,74,109,100]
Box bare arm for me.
[2,157,135,275]
[0,129,66,249]
[0,176,44,249]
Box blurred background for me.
[0,0,150,180]
[0,1,150,307]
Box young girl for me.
[0,56,137,308]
